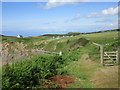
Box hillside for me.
[42,32,81,37]
[1,30,119,88]
[41,29,119,36]
[1,30,119,65]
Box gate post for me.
[116,49,119,64]
[59,51,62,56]
[100,45,104,65]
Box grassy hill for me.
[1,29,119,88]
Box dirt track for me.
[81,54,119,88]
[90,66,118,88]
[63,54,119,88]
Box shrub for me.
[2,55,64,88]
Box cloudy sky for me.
[2,1,119,37]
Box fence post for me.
[116,50,119,64]
[100,45,104,65]
[59,51,62,56]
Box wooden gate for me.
[103,51,118,65]
[93,42,118,66]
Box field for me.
[1,30,119,88]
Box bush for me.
[62,50,81,63]
[2,55,64,88]
[76,38,89,46]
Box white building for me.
[17,35,23,38]
[56,36,60,39]
[70,35,73,37]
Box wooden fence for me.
[35,50,62,56]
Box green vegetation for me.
[2,55,65,88]
[2,35,47,44]
[82,31,119,52]
[63,56,97,88]
[42,32,81,36]
[2,49,83,88]
[43,37,89,53]
[2,30,119,88]
[82,31,118,45]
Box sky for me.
[2,1,119,37]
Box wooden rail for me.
[103,51,118,63]
[104,51,117,53]
[36,50,62,56]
